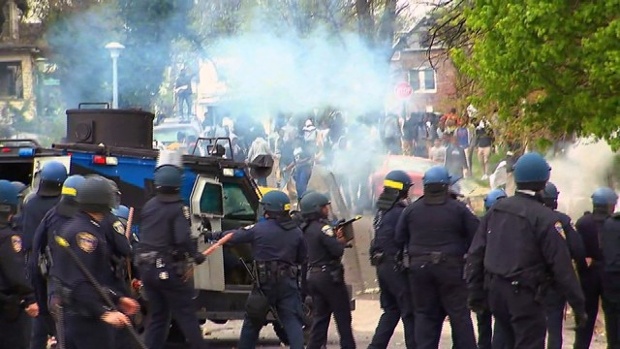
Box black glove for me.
[194,253,206,265]
[574,311,588,329]
[467,291,488,314]
[202,231,216,242]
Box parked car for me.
[369,155,439,202]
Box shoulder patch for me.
[243,224,255,230]
[76,232,98,253]
[321,225,334,237]
[182,206,191,220]
[113,221,125,235]
[554,221,566,240]
[11,235,22,253]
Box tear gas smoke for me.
[547,139,616,220]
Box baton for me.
[54,236,147,349]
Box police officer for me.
[301,192,355,349]
[574,186,617,349]
[368,170,415,349]
[600,195,620,348]
[541,182,586,349]
[29,175,86,349]
[467,152,586,349]
[10,181,28,232]
[394,166,478,349]
[0,180,39,349]
[22,161,68,259]
[135,164,207,349]
[206,190,307,349]
[473,188,507,349]
[53,175,139,349]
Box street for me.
[160,295,608,348]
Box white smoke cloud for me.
[548,139,616,220]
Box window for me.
[0,61,23,99]
[199,182,224,215]
[408,68,436,93]
[222,182,255,220]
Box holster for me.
[329,264,344,284]
[370,251,385,266]
[245,290,270,328]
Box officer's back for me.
[305,218,345,266]
[139,192,195,255]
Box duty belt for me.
[308,261,342,272]
[409,252,464,265]
[255,261,298,283]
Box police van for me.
[4,106,354,342]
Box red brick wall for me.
[391,49,458,114]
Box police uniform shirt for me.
[0,225,34,300]
[601,214,620,273]
[553,210,587,270]
[467,193,585,310]
[394,197,479,257]
[304,219,346,267]
[372,202,406,256]
[21,195,60,252]
[139,196,197,256]
[102,213,132,258]
[221,219,306,265]
[575,211,606,262]
[55,212,121,318]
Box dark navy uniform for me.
[305,218,355,349]
[0,225,36,349]
[395,196,478,349]
[368,201,415,349]
[21,195,60,259]
[601,213,620,348]
[212,218,307,349]
[467,193,586,349]
[136,196,206,349]
[544,210,586,349]
[574,210,607,349]
[54,212,124,349]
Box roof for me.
[392,15,443,52]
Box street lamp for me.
[105,42,125,109]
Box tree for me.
[434,0,620,148]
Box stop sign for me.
[394,82,413,99]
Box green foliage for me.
[445,0,620,148]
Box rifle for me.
[239,258,284,329]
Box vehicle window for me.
[222,182,255,220]
[200,182,224,216]
[387,158,436,173]
[153,127,199,144]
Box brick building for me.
[388,16,458,116]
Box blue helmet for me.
[543,182,559,200]
[40,161,68,184]
[154,165,183,187]
[0,180,19,208]
[61,175,86,197]
[384,170,412,191]
[10,181,27,194]
[300,192,330,216]
[112,205,130,220]
[591,187,618,206]
[260,190,291,213]
[423,166,451,185]
[484,188,507,211]
[513,152,551,183]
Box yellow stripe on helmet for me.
[61,187,77,196]
[284,203,291,211]
[384,179,404,190]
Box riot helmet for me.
[513,152,551,191]
[76,175,114,214]
[0,180,19,218]
[484,188,507,211]
[107,179,121,209]
[260,190,291,216]
[154,165,183,194]
[384,170,412,197]
[38,161,68,196]
[10,181,27,194]
[112,205,130,221]
[299,192,330,218]
[591,187,618,208]
[423,166,451,186]
[61,175,86,198]
[542,182,560,210]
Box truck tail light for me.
[92,155,118,165]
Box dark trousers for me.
[602,271,620,349]
[64,313,113,349]
[369,262,416,349]
[0,311,29,349]
[544,288,566,349]
[408,262,476,349]
[237,278,304,349]
[306,270,355,349]
[177,93,192,118]
[488,277,546,349]
[294,165,312,199]
[476,311,506,349]
[30,311,56,349]
[575,267,602,349]
[140,264,207,349]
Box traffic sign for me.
[394,82,413,99]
